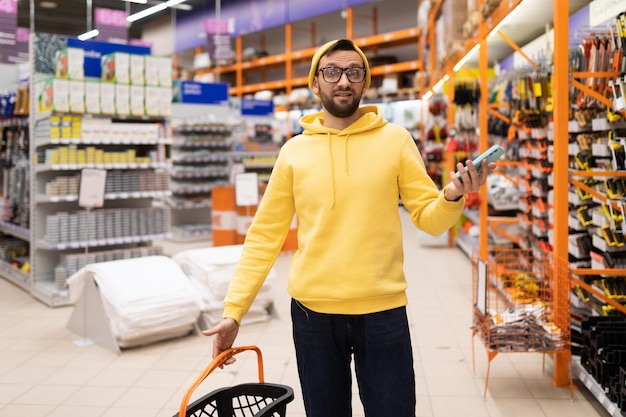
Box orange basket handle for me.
[178,345,264,417]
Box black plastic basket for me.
[175,346,294,417]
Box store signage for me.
[172,80,229,104]
[0,0,17,64]
[241,98,274,116]
[13,28,29,63]
[205,19,233,64]
[589,0,624,27]
[174,0,371,52]
[95,8,128,45]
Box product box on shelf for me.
[115,83,130,116]
[35,76,69,113]
[69,80,85,114]
[159,87,172,116]
[145,86,160,116]
[130,85,145,116]
[55,47,85,80]
[100,82,116,115]
[158,56,173,87]
[84,79,101,114]
[129,54,145,85]
[101,52,130,84]
[144,56,160,87]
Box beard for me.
[319,87,362,118]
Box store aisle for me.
[0,208,610,417]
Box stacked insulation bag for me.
[172,244,275,328]
[67,255,202,348]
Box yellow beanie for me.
[308,39,371,96]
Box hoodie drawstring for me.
[328,133,351,210]
[344,134,350,175]
[328,132,336,209]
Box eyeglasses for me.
[317,66,366,83]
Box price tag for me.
[79,168,107,208]
[235,172,259,207]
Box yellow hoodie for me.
[223,105,464,323]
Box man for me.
[204,38,492,417]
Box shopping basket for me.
[175,345,294,417]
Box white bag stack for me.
[172,245,275,328]
[67,255,202,348]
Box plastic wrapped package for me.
[67,255,202,348]
[172,245,275,328]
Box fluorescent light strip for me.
[127,2,167,22]
[453,44,481,71]
[488,3,522,37]
[122,0,148,4]
[126,0,188,23]
[78,29,99,41]
[433,74,449,92]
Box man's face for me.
[313,50,366,119]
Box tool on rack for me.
[610,23,623,73]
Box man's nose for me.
[336,71,351,86]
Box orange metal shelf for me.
[199,24,423,96]
[353,27,421,49]
[369,60,423,75]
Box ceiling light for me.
[122,0,148,3]
[453,44,481,71]
[40,1,58,9]
[127,3,167,23]
[78,29,99,41]
[126,0,188,23]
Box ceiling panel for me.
[466,0,591,67]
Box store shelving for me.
[168,109,233,241]
[572,357,623,417]
[435,0,626,413]
[30,112,172,306]
[196,5,423,102]
[0,33,176,307]
[425,0,584,395]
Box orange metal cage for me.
[471,248,572,397]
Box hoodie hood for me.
[299,105,387,209]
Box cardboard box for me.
[145,86,161,116]
[159,87,172,116]
[69,80,85,114]
[144,56,160,87]
[115,83,130,116]
[55,48,85,80]
[101,52,130,84]
[130,85,145,116]
[130,54,145,85]
[35,77,69,113]
[84,79,101,114]
[157,56,173,87]
[100,82,116,115]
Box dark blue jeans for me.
[291,299,416,417]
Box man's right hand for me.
[202,318,240,366]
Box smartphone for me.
[455,144,505,180]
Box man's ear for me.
[312,77,320,95]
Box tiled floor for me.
[0,208,612,417]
